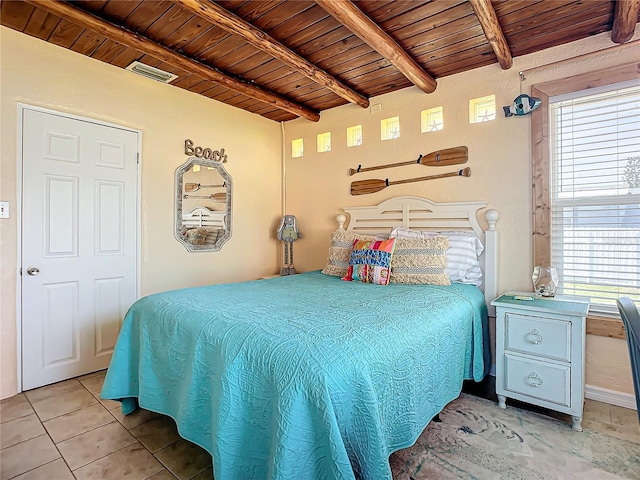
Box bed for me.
[101,196,500,480]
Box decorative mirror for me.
[175,156,232,252]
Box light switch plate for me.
[0,201,10,219]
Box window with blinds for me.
[550,81,640,314]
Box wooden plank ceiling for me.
[2,0,638,122]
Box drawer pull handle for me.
[526,372,543,388]
[527,329,543,345]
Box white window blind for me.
[550,82,640,314]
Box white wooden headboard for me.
[182,206,227,230]
[338,196,499,316]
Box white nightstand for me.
[491,292,590,431]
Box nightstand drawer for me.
[504,354,571,407]
[505,313,571,362]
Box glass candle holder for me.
[532,266,558,297]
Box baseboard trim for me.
[585,384,637,410]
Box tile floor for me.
[1,372,638,480]
[0,371,212,480]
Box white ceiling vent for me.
[125,61,178,83]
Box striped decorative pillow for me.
[389,236,450,285]
[390,228,484,286]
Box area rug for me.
[390,393,640,480]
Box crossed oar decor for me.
[349,146,470,196]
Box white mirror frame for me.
[174,156,233,252]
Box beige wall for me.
[284,29,640,395]
[2,24,637,400]
[0,27,282,399]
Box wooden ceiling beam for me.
[314,0,437,94]
[23,0,320,122]
[612,0,640,43]
[468,0,513,70]
[172,0,369,109]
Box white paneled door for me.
[21,108,139,390]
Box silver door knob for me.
[26,266,40,276]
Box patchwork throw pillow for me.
[342,238,397,285]
[390,236,450,285]
[322,230,379,277]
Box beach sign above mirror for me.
[184,139,228,162]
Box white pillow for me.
[389,227,484,286]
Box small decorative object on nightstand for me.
[491,292,590,431]
[532,266,559,297]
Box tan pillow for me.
[321,230,378,277]
[390,236,450,285]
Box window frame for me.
[380,116,400,141]
[291,138,304,158]
[316,132,331,153]
[420,106,444,133]
[469,95,496,124]
[531,62,638,336]
[346,125,363,147]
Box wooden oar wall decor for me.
[184,182,226,192]
[348,146,467,176]
[350,168,471,196]
[183,193,227,202]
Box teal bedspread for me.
[101,271,488,480]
